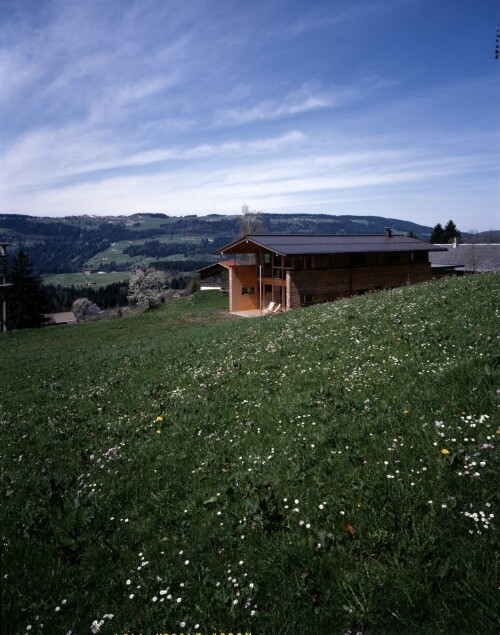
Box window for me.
[263,252,272,277]
[350,254,367,266]
[412,251,427,263]
[301,293,313,305]
[242,287,255,295]
[385,252,401,264]
[315,255,331,269]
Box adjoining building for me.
[215,231,446,315]
[198,260,236,291]
[429,242,500,276]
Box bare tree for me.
[237,204,265,236]
[466,229,479,273]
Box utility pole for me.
[0,243,12,332]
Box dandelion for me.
[441,449,450,455]
[156,416,163,422]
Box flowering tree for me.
[71,298,100,321]
[127,263,164,307]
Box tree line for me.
[430,220,461,244]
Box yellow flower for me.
[403,409,410,415]
[156,429,162,434]
[156,416,163,422]
[441,448,450,455]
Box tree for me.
[443,220,461,244]
[237,204,265,236]
[7,249,47,329]
[430,223,446,243]
[127,263,164,307]
[71,297,101,321]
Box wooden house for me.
[216,231,446,314]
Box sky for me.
[1,0,499,230]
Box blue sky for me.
[1,0,499,230]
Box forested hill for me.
[0,212,433,275]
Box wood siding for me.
[288,263,432,308]
[229,265,259,312]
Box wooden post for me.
[0,243,12,332]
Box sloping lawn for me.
[1,278,499,635]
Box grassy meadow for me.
[1,275,499,635]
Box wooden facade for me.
[216,234,444,314]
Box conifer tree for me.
[430,223,446,243]
[8,250,47,329]
[443,220,461,243]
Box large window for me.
[350,254,367,266]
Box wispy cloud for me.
[0,0,498,229]
[214,82,357,126]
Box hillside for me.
[1,275,499,634]
[0,212,435,279]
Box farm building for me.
[215,231,446,315]
[43,311,77,325]
[429,242,500,276]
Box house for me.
[198,260,237,290]
[215,231,446,314]
[429,242,500,276]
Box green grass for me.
[43,271,131,288]
[1,278,499,635]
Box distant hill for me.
[0,212,436,275]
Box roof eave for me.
[215,236,287,256]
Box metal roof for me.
[429,244,500,272]
[216,234,446,256]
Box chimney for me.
[385,228,392,238]
[453,237,458,249]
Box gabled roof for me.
[429,244,500,272]
[216,234,446,256]
[198,260,237,277]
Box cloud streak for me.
[0,0,498,230]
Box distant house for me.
[44,311,77,325]
[429,242,500,276]
[215,232,445,314]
